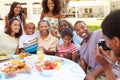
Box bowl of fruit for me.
[41,60,57,76]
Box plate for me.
[0,56,10,61]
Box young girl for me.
[0,18,22,54]
[19,23,38,54]
[59,20,82,53]
[57,28,78,62]
[40,0,62,37]
[4,1,26,34]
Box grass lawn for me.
[66,18,103,32]
[0,18,103,32]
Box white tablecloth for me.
[0,55,86,80]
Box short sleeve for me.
[71,44,77,53]
[49,37,58,51]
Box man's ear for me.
[112,36,120,47]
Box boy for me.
[19,23,38,54]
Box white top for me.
[19,32,39,53]
[0,33,18,54]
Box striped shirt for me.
[57,43,77,57]
[112,61,120,78]
[19,32,38,54]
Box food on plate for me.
[34,60,57,71]
[41,60,57,76]
[34,61,44,71]
[19,52,31,58]
[0,53,7,56]
[54,59,63,70]
[1,60,30,77]
[44,60,57,70]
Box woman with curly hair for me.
[4,1,26,34]
[0,18,22,54]
[40,0,62,38]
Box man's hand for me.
[94,46,111,68]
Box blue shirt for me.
[73,31,82,53]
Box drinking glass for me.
[37,48,44,60]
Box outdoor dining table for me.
[0,54,86,80]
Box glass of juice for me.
[37,48,44,60]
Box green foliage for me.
[88,25,101,32]
[66,18,103,32]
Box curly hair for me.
[42,0,61,15]
[8,2,23,21]
[101,9,120,39]
[59,20,73,34]
[5,18,22,38]
[61,28,73,38]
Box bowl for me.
[34,61,44,71]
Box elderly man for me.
[37,20,58,55]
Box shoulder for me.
[41,11,46,16]
[40,11,47,20]
[57,44,62,48]
[70,43,77,47]
[57,13,62,19]
[0,33,12,40]
[50,35,58,43]
[0,32,8,36]
[70,43,77,51]
[34,31,40,37]
[93,29,102,35]
[52,36,58,42]
[57,44,63,51]
[4,15,9,22]
[41,11,45,14]
[4,15,8,19]
[0,33,4,37]
[93,29,102,38]
[49,33,58,40]
[19,34,27,39]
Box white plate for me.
[0,56,10,61]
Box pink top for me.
[57,43,77,57]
